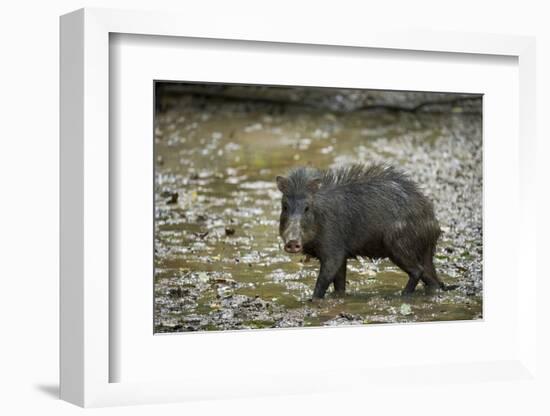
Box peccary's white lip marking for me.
[282,218,302,245]
[282,217,303,253]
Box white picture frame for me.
[60,7,540,408]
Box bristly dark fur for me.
[321,163,409,187]
[282,166,322,196]
[284,163,421,197]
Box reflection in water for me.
[154,89,482,332]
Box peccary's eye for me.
[304,205,309,213]
[282,203,288,212]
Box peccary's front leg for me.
[313,256,346,300]
[333,259,347,295]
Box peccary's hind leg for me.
[333,259,347,296]
[421,249,458,292]
[403,270,422,295]
[389,251,423,296]
[420,250,444,292]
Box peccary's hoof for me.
[442,284,459,291]
[310,297,324,304]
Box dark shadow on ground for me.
[34,383,59,399]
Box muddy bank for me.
[154,88,482,333]
[156,83,482,113]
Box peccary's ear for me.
[276,176,289,193]
[307,178,322,193]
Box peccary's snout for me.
[281,217,303,253]
[284,240,302,253]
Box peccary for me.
[276,164,451,300]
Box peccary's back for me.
[313,164,440,247]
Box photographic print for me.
[154,82,482,333]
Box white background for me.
[1,1,549,415]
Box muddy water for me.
[154,95,483,332]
